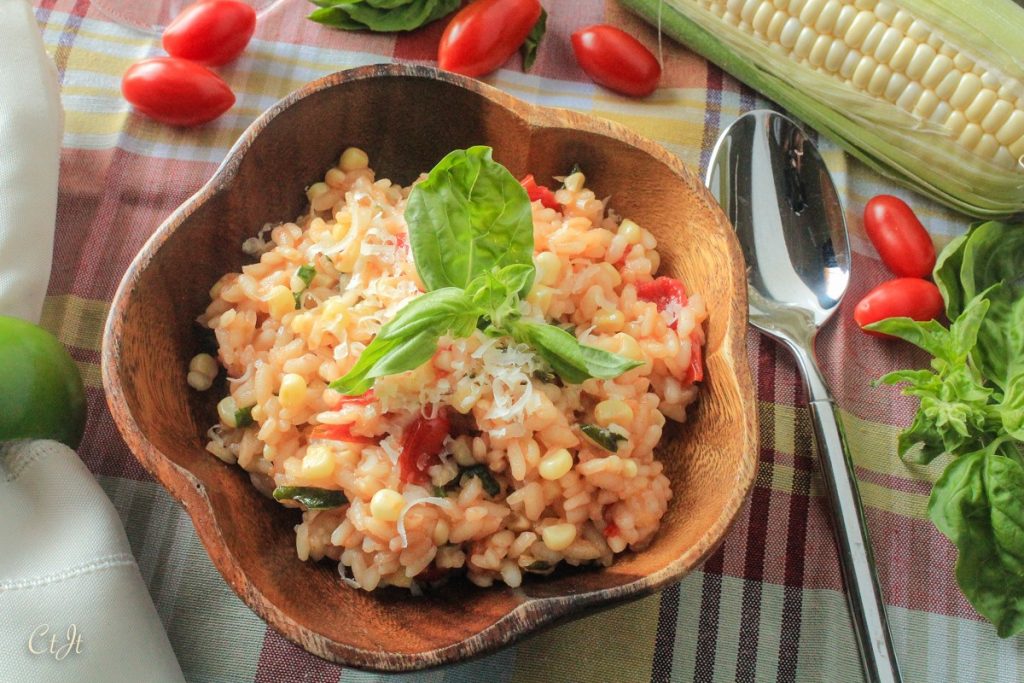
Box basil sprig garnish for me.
[329,146,642,396]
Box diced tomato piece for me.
[519,174,560,210]
[603,519,619,538]
[325,388,377,410]
[394,233,407,249]
[309,423,378,445]
[399,410,450,484]
[636,277,688,321]
[686,331,704,384]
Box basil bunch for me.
[867,221,1024,637]
[308,0,460,32]
[329,147,641,396]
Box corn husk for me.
[620,0,1024,218]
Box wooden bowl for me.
[102,64,757,671]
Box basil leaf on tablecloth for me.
[520,9,547,71]
[273,486,349,510]
[928,439,1024,638]
[406,146,535,293]
[308,0,459,32]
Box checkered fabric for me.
[31,0,1024,680]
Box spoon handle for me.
[800,355,903,683]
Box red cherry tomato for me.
[122,57,234,126]
[519,174,559,210]
[687,332,704,384]
[162,0,257,67]
[437,0,542,78]
[854,278,945,337]
[864,195,936,278]
[571,25,661,97]
[637,276,688,313]
[399,411,450,484]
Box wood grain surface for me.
[101,64,758,672]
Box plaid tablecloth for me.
[31,0,1024,680]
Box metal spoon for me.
[705,109,902,683]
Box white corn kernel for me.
[306,182,329,204]
[217,395,239,428]
[888,37,917,73]
[778,16,801,48]
[824,40,849,72]
[839,49,861,80]
[563,171,585,192]
[267,284,295,319]
[595,399,635,428]
[792,27,816,59]
[934,71,960,101]
[959,123,984,150]
[833,4,857,35]
[905,44,937,81]
[883,72,909,103]
[966,89,999,124]
[975,133,1000,159]
[906,19,929,42]
[279,373,307,410]
[542,523,577,552]
[949,72,982,110]
[981,99,1014,134]
[866,64,892,97]
[913,90,940,118]
[995,110,1024,146]
[370,489,404,522]
[945,111,968,137]
[765,11,787,42]
[752,2,773,33]
[189,353,218,378]
[921,55,953,90]
[895,82,924,112]
[851,56,877,90]
[594,309,625,334]
[810,0,837,31]
[301,444,335,479]
[325,167,346,188]
[432,519,450,546]
[623,460,638,478]
[618,219,642,244]
[890,8,912,31]
[535,251,562,286]
[860,22,886,56]
[873,27,901,63]
[187,371,213,391]
[339,147,369,171]
[808,34,831,67]
[452,438,476,467]
[538,449,573,481]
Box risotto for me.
[190,146,707,591]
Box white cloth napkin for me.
[0,2,185,681]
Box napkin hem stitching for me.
[1,440,65,483]
[0,553,136,592]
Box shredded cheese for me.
[397,494,452,549]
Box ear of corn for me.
[621,0,1024,218]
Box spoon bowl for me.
[706,109,851,344]
[706,110,902,683]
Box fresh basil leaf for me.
[520,9,546,71]
[297,264,316,287]
[896,409,947,464]
[273,486,349,510]
[235,405,255,428]
[465,264,533,328]
[511,320,643,383]
[955,222,1024,389]
[308,0,459,32]
[581,424,626,452]
[459,464,500,497]
[863,317,952,361]
[375,288,481,341]
[406,146,534,293]
[928,441,1024,637]
[933,229,970,319]
[329,289,481,395]
[1001,364,1024,440]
